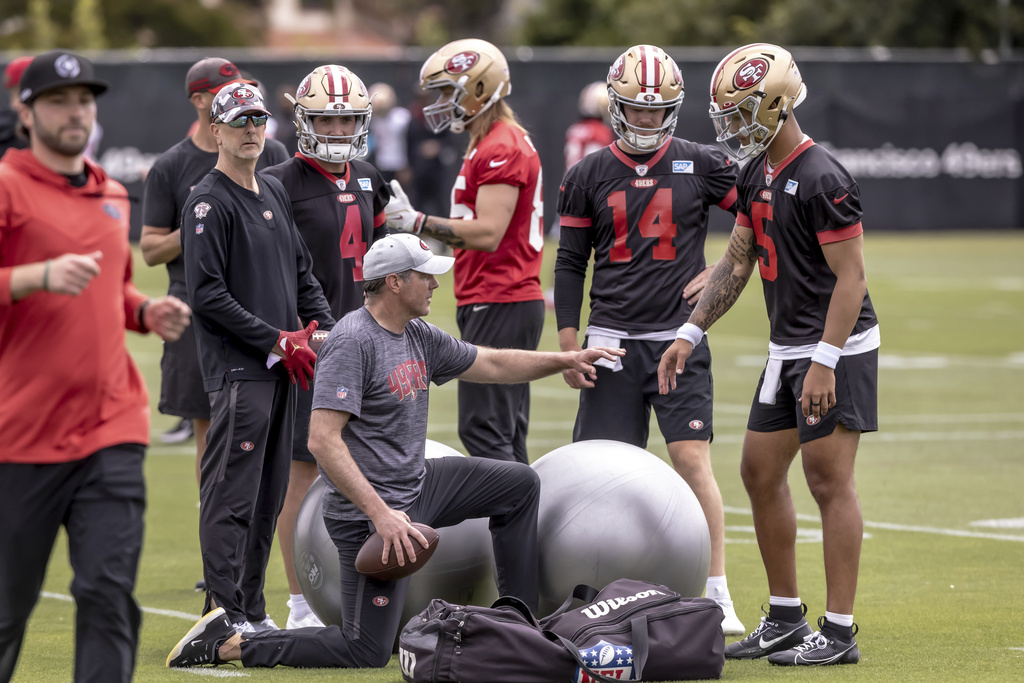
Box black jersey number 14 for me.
[750,201,778,282]
[607,188,677,263]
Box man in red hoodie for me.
[0,50,191,683]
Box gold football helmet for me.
[708,43,807,161]
[286,65,372,163]
[578,81,610,123]
[419,38,510,134]
[607,44,684,151]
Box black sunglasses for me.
[226,114,268,128]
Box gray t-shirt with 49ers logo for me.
[312,307,477,521]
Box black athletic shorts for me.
[574,337,714,446]
[747,349,878,444]
[159,329,212,420]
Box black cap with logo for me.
[19,50,108,104]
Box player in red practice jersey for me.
[385,39,545,465]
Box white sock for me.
[769,595,803,608]
[705,575,730,598]
[824,611,854,627]
[287,594,311,617]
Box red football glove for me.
[276,320,318,391]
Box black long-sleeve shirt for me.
[181,168,334,391]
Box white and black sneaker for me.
[724,604,813,659]
[160,418,194,444]
[166,607,233,667]
[768,618,860,666]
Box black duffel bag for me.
[398,578,724,682]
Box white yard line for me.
[723,507,1024,543]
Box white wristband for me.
[811,341,842,369]
[675,322,704,348]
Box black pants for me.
[200,378,294,624]
[456,300,545,464]
[240,456,540,669]
[0,445,145,683]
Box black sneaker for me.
[724,603,813,659]
[166,607,233,667]
[767,617,860,666]
[160,418,194,444]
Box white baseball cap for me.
[363,234,454,280]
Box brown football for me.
[354,522,440,581]
[309,329,329,353]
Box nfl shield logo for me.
[635,165,648,177]
[337,387,348,399]
[575,640,635,683]
[195,223,204,235]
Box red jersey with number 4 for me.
[735,138,878,345]
[555,138,737,332]
[450,120,544,305]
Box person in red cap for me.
[0,49,191,682]
[0,56,33,157]
[139,58,290,594]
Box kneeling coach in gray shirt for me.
[168,233,625,670]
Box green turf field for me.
[12,232,1024,682]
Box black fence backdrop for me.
[9,47,1022,238]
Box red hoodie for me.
[0,148,150,464]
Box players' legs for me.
[278,383,323,626]
[800,424,862,615]
[0,463,69,682]
[574,338,650,446]
[193,418,210,485]
[66,445,145,683]
[741,428,801,599]
[666,440,724,575]
[200,379,278,625]
[413,456,540,610]
[456,300,544,464]
[239,381,294,624]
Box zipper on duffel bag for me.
[570,598,718,643]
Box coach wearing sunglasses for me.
[180,84,334,634]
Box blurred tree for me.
[74,0,107,50]
[0,0,255,49]
[28,0,58,49]
[518,0,1022,53]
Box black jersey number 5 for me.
[607,188,677,263]
[750,200,778,282]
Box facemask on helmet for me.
[419,38,510,134]
[287,65,372,164]
[708,43,807,162]
[607,45,684,152]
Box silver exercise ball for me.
[292,439,496,628]
[532,439,711,614]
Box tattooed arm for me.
[658,224,759,393]
[689,224,759,330]
[420,183,518,251]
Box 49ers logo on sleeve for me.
[445,51,479,74]
[734,58,769,89]
[194,202,212,218]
